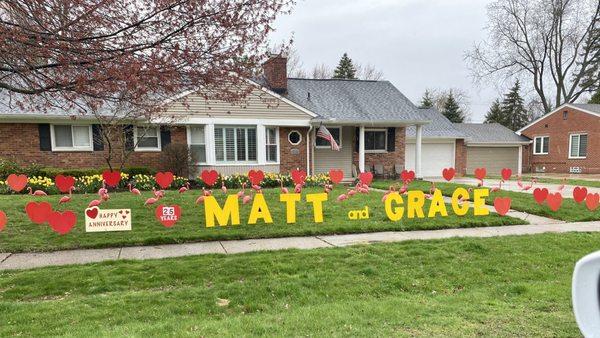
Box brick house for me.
[0,56,437,179]
[517,104,600,174]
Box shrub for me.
[0,158,22,179]
[160,143,192,177]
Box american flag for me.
[316,125,340,151]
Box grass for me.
[373,179,600,222]
[465,174,600,188]
[0,232,590,336]
[0,187,521,253]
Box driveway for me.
[431,177,600,196]
[522,173,600,182]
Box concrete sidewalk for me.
[1,220,598,271]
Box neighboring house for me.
[517,103,600,174]
[454,123,530,176]
[0,56,433,179]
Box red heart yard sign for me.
[359,172,374,186]
[573,187,588,203]
[500,168,512,181]
[155,205,182,228]
[493,197,511,216]
[442,168,455,182]
[291,169,307,185]
[474,168,486,181]
[200,170,219,187]
[86,207,99,219]
[586,193,599,211]
[155,172,174,189]
[0,210,6,231]
[400,170,415,183]
[25,201,53,224]
[329,169,344,184]
[55,175,76,193]
[7,174,28,192]
[248,170,265,186]
[102,170,121,187]
[48,211,77,235]
[532,188,548,204]
[546,193,563,212]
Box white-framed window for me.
[315,126,342,148]
[569,133,588,159]
[214,126,257,162]
[365,129,387,152]
[188,126,206,163]
[266,127,279,163]
[51,125,93,151]
[533,136,549,155]
[288,130,302,145]
[134,126,161,151]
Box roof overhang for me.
[466,141,532,147]
[310,118,431,127]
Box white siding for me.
[314,127,354,179]
[191,164,280,177]
[165,87,311,121]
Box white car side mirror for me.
[573,251,600,337]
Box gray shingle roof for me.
[285,78,429,123]
[571,103,600,114]
[454,123,530,144]
[405,108,465,138]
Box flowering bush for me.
[0,171,332,195]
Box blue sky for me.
[270,0,499,122]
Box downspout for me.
[306,125,313,175]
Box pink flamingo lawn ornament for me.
[221,181,227,194]
[195,194,205,204]
[381,185,396,202]
[242,190,253,205]
[237,182,246,198]
[294,183,302,194]
[279,180,289,194]
[178,182,191,194]
[521,178,536,191]
[98,180,107,197]
[556,178,567,193]
[101,192,110,201]
[337,193,348,202]
[144,194,161,206]
[27,186,47,196]
[203,188,212,196]
[88,198,102,208]
[152,187,165,198]
[128,183,141,196]
[347,187,357,197]
[58,187,74,204]
[490,180,503,193]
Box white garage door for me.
[405,142,455,177]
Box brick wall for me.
[351,127,406,176]
[279,127,308,174]
[455,138,467,176]
[262,56,287,94]
[520,106,600,173]
[0,123,187,170]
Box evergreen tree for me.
[332,53,357,79]
[590,88,600,104]
[419,90,434,108]
[484,99,505,124]
[442,91,465,123]
[500,80,529,130]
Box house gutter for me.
[310,118,432,127]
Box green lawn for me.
[373,180,600,222]
[0,233,589,336]
[0,187,521,253]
